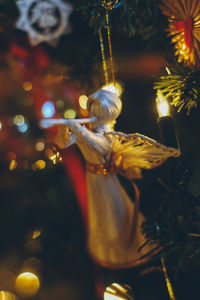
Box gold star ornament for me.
[160,0,200,66]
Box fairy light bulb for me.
[156,90,170,118]
[156,89,179,149]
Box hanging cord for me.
[99,0,118,85]
[105,9,115,84]
[161,257,177,300]
[98,29,109,85]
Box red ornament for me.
[174,17,193,49]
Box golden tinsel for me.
[160,0,200,67]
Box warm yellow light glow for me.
[45,148,62,164]
[104,294,119,300]
[45,148,53,159]
[64,109,76,119]
[35,160,46,169]
[0,121,2,130]
[156,90,170,118]
[15,272,40,298]
[32,229,42,240]
[23,81,33,91]
[104,283,133,300]
[79,95,88,109]
[0,291,16,300]
[35,141,45,151]
[102,81,123,97]
[13,115,25,126]
[165,67,171,75]
[9,160,17,171]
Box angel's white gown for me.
[61,122,160,267]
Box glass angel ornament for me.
[41,90,180,268]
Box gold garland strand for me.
[161,257,176,300]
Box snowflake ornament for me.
[16,0,73,46]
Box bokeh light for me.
[23,81,33,91]
[13,115,25,126]
[45,148,62,164]
[32,229,42,240]
[15,272,40,298]
[56,100,64,109]
[0,121,2,130]
[79,95,88,109]
[9,160,17,171]
[17,122,29,133]
[102,81,123,97]
[42,101,55,118]
[64,109,76,119]
[35,160,46,170]
[35,140,45,151]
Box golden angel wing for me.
[106,131,181,179]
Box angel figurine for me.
[41,89,180,268]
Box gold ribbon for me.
[161,257,176,300]
[86,161,115,175]
[98,0,118,85]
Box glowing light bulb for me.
[79,95,88,109]
[42,101,55,118]
[102,81,123,97]
[64,109,76,119]
[104,283,134,300]
[15,272,40,298]
[13,115,25,126]
[156,90,170,118]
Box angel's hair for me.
[87,89,122,123]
